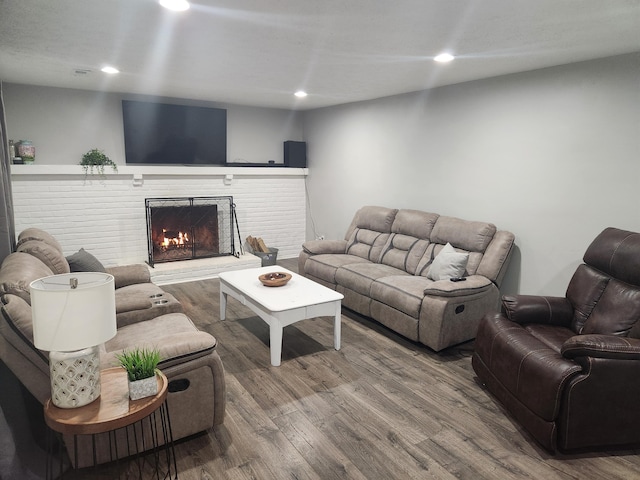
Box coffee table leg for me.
[334,301,342,350]
[269,321,283,367]
[220,287,227,320]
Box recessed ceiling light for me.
[101,66,119,74]
[294,91,308,98]
[159,0,190,11]
[434,53,455,63]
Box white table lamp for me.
[30,272,117,408]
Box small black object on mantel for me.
[284,141,307,168]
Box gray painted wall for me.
[302,53,640,296]
[3,84,304,166]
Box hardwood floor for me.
[76,258,640,479]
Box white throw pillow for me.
[427,243,469,281]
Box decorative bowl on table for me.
[258,272,292,287]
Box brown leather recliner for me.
[472,227,640,452]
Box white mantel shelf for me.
[10,164,308,177]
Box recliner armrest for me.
[423,275,493,297]
[302,239,347,255]
[562,335,640,361]
[501,294,573,327]
[106,264,151,288]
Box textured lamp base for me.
[49,346,101,408]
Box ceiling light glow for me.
[101,66,119,74]
[434,53,455,63]
[294,91,308,98]
[159,0,190,11]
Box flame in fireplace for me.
[161,229,190,248]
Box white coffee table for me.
[219,266,343,366]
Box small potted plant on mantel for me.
[80,148,118,178]
[116,347,161,401]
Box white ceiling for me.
[1,0,639,110]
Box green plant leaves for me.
[115,347,161,381]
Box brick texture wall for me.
[11,168,306,268]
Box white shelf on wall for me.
[10,165,308,177]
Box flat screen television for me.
[122,100,227,165]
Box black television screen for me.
[122,100,227,165]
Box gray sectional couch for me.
[299,206,515,351]
[0,228,225,467]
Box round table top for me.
[44,367,168,435]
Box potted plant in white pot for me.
[116,347,161,400]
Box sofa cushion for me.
[17,227,64,253]
[66,248,107,273]
[1,293,34,343]
[380,235,430,275]
[427,243,469,281]
[17,240,70,275]
[346,229,392,262]
[102,312,217,369]
[431,216,496,253]
[115,283,183,327]
[370,275,432,318]
[335,263,408,297]
[0,253,54,304]
[354,206,398,233]
[581,279,640,337]
[391,209,439,238]
[304,254,370,285]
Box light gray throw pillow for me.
[427,243,469,281]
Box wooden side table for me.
[44,367,177,479]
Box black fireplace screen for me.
[145,196,237,266]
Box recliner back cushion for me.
[380,234,429,274]
[346,229,391,262]
[391,209,439,239]
[583,227,640,287]
[566,264,608,333]
[567,264,640,337]
[17,239,70,275]
[431,216,496,253]
[354,206,398,232]
[0,253,54,304]
[581,278,640,337]
[17,227,64,253]
[346,206,398,262]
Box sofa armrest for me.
[501,294,573,327]
[106,264,151,289]
[302,239,347,255]
[423,275,493,297]
[562,335,640,361]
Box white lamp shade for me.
[30,272,117,352]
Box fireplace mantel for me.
[11,164,308,177]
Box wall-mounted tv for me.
[122,100,227,165]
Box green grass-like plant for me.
[116,347,161,382]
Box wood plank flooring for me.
[71,259,640,479]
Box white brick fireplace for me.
[10,165,307,283]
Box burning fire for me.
[161,229,190,249]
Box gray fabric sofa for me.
[0,228,225,467]
[299,206,515,351]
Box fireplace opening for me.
[145,197,237,266]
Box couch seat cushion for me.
[335,263,408,297]
[304,254,370,284]
[102,312,217,369]
[370,275,432,318]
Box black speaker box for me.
[284,141,307,168]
